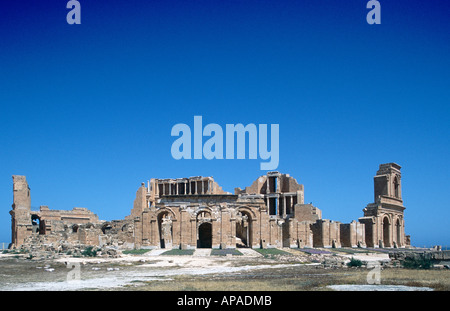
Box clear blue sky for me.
[0,0,449,247]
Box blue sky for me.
[0,0,449,247]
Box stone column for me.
[191,218,197,247]
[150,217,158,248]
[212,219,220,248]
[142,210,150,241]
[180,210,188,249]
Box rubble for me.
[14,235,123,261]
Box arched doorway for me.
[31,214,44,235]
[197,222,212,248]
[382,216,391,247]
[101,223,113,234]
[236,210,252,248]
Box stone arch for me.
[157,210,173,249]
[382,215,391,247]
[31,214,44,235]
[236,207,254,248]
[235,205,258,219]
[195,208,213,227]
[72,224,79,233]
[156,207,177,221]
[194,207,213,218]
[196,208,213,248]
[101,222,113,234]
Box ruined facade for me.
[359,163,407,248]
[9,163,409,250]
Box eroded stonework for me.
[9,163,410,251]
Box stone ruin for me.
[9,163,410,256]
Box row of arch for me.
[153,209,405,249]
[381,214,404,248]
[156,206,256,249]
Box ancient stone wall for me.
[340,220,366,247]
[9,163,408,251]
[312,220,341,248]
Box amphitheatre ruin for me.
[9,163,409,252]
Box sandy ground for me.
[0,249,446,291]
[340,253,390,262]
[0,249,311,290]
[327,284,433,291]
